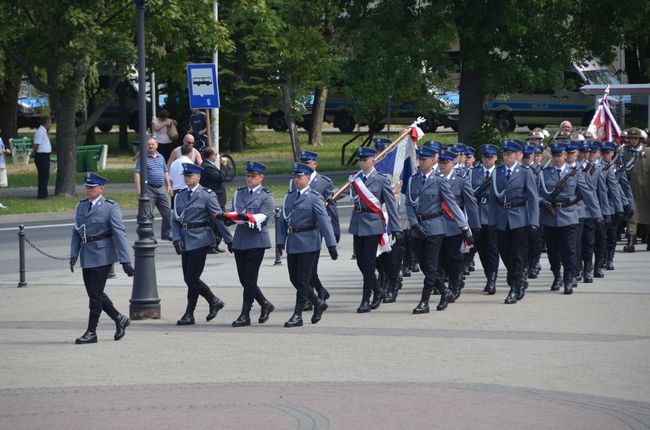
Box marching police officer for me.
[70,173,135,344]
[345,147,401,313]
[227,161,276,327]
[407,146,470,313]
[172,163,233,326]
[277,163,338,327]
[538,143,602,295]
[288,150,340,306]
[468,144,500,294]
[521,142,543,279]
[490,140,539,304]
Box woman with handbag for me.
[152,109,178,162]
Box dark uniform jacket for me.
[230,186,274,250]
[277,188,336,253]
[490,162,540,230]
[289,172,340,238]
[347,169,401,236]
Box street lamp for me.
[130,0,161,319]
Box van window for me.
[563,71,584,91]
[582,70,620,85]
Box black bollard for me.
[17,225,27,288]
[274,207,282,265]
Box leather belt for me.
[147,183,164,188]
[81,232,112,243]
[182,222,208,230]
[354,204,372,213]
[500,200,527,208]
[553,200,579,209]
[287,225,317,234]
[416,211,442,222]
[480,197,488,204]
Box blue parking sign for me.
[187,63,220,109]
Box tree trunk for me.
[0,70,20,140]
[117,81,129,150]
[457,42,485,144]
[52,95,79,196]
[308,85,327,146]
[84,96,96,145]
[282,84,301,160]
[229,113,245,152]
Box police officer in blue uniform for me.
[538,143,602,294]
[344,147,401,313]
[172,163,233,326]
[468,144,500,294]
[277,163,338,327]
[407,146,471,313]
[437,149,479,300]
[227,161,276,327]
[521,142,543,280]
[288,150,340,307]
[70,173,135,344]
[490,140,540,304]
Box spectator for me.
[167,133,203,171]
[0,130,9,209]
[33,116,52,199]
[169,144,193,206]
[559,120,573,134]
[134,136,173,241]
[200,146,228,209]
[151,109,176,162]
[189,109,208,137]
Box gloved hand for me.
[603,215,612,224]
[227,242,233,253]
[624,205,634,218]
[540,199,554,213]
[238,213,251,221]
[173,240,184,255]
[392,231,403,241]
[461,228,474,246]
[335,233,340,244]
[122,263,135,277]
[69,256,77,273]
[247,221,258,229]
[276,244,284,256]
[328,245,338,260]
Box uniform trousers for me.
[82,264,119,329]
[34,152,50,199]
[544,225,578,283]
[527,224,541,268]
[402,228,414,270]
[594,221,607,265]
[496,226,528,286]
[606,219,618,252]
[353,234,382,301]
[575,219,585,267]
[287,251,319,314]
[438,234,464,279]
[411,233,444,293]
[476,225,499,276]
[146,184,172,239]
[310,246,326,294]
[581,218,597,265]
[181,246,216,314]
[234,248,267,307]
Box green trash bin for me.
[76,145,103,172]
[76,147,88,172]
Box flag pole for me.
[329,126,413,203]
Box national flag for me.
[587,87,622,142]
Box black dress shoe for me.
[311,301,328,324]
[504,288,517,304]
[206,298,225,321]
[436,291,451,311]
[284,314,303,328]
[258,302,275,324]
[516,283,526,301]
[550,277,562,291]
[318,288,330,301]
[303,302,313,311]
[75,331,97,344]
[357,301,371,313]
[563,285,573,295]
[412,300,429,314]
[176,313,195,326]
[370,291,385,310]
[232,313,251,327]
[583,272,593,283]
[114,314,130,341]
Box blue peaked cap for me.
[293,162,314,175]
[299,150,318,162]
[479,144,500,156]
[416,146,438,158]
[246,161,267,174]
[182,162,204,176]
[357,147,378,158]
[84,172,108,187]
[503,139,523,153]
[464,147,476,157]
[548,143,566,155]
[601,142,616,152]
[439,149,456,161]
[373,138,392,151]
[423,140,442,152]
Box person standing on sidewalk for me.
[70,173,135,344]
[0,131,9,209]
[172,163,233,326]
[33,116,52,199]
[277,162,338,327]
[134,136,173,241]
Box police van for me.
[484,59,623,132]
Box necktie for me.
[506,169,511,180]
[188,189,193,199]
[421,175,426,185]
[555,168,562,176]
[485,169,490,180]
[248,188,253,197]
[362,175,367,183]
[88,202,92,213]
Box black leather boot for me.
[413,288,431,314]
[563,281,573,295]
[318,287,330,301]
[583,260,593,283]
[436,287,452,311]
[594,257,605,278]
[517,279,526,301]
[75,330,97,344]
[284,313,303,327]
[504,284,518,304]
[357,300,371,313]
[383,279,397,303]
[412,261,420,273]
[576,262,583,281]
[483,272,497,295]
[311,300,328,324]
[303,302,313,311]
[550,270,562,291]
[206,297,225,321]
[258,301,275,324]
[114,314,130,341]
[232,303,252,327]
[623,234,636,253]
[606,250,615,270]
[370,283,385,310]
[176,313,195,326]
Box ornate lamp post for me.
[130,0,161,319]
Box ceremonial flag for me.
[587,87,622,142]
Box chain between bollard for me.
[22,235,70,261]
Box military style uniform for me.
[172,163,233,326]
[596,143,626,271]
[229,161,276,327]
[489,140,540,304]
[70,173,134,344]
[407,147,469,313]
[538,144,602,294]
[277,163,338,327]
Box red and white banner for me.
[350,174,391,253]
[587,87,622,142]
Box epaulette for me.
[105,199,116,204]
[410,172,421,178]
[377,172,387,177]
[320,175,332,183]
[521,164,530,169]
[79,199,86,203]
[436,172,445,177]
[204,188,214,193]
[237,187,247,191]
[262,188,272,194]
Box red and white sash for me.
[350,172,391,253]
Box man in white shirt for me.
[168,145,193,207]
[33,116,52,199]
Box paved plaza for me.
[1,208,649,429]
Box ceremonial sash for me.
[350,173,391,253]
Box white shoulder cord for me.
[491,169,506,199]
